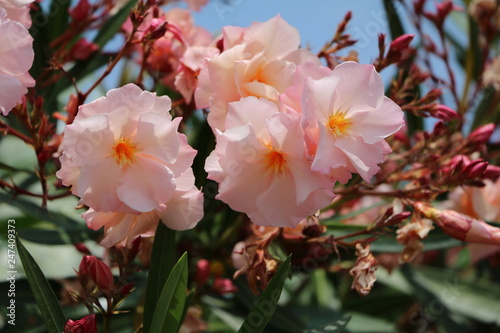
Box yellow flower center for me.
[264,150,287,174]
[327,113,351,137]
[113,139,137,165]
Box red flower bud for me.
[463,160,488,179]
[484,164,500,180]
[389,34,414,52]
[79,256,114,291]
[468,123,495,145]
[433,104,460,121]
[64,314,97,333]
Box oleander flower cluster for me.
[56,84,203,247]
[0,1,35,116]
[201,16,405,228]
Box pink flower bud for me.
[79,256,114,291]
[195,259,211,286]
[463,160,488,179]
[212,277,238,295]
[433,104,460,121]
[484,165,500,180]
[64,314,97,333]
[415,203,500,245]
[468,123,495,145]
[389,34,414,52]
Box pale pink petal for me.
[311,125,349,173]
[0,73,24,115]
[222,25,245,50]
[225,96,278,131]
[61,114,115,166]
[335,136,385,182]
[280,61,330,114]
[282,49,322,67]
[159,186,204,230]
[243,15,300,59]
[175,68,197,103]
[348,97,404,144]
[162,133,198,177]
[331,62,384,112]
[117,155,176,212]
[134,114,181,164]
[83,209,125,231]
[302,75,340,128]
[77,158,123,212]
[194,66,212,109]
[0,18,34,75]
[100,214,136,247]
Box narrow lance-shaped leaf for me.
[16,235,67,333]
[143,222,177,332]
[149,252,189,333]
[237,255,292,333]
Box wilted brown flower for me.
[396,218,434,263]
[349,244,378,296]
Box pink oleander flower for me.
[195,15,321,132]
[0,0,33,28]
[205,97,336,228]
[0,7,35,116]
[82,169,204,247]
[56,83,200,215]
[298,61,404,183]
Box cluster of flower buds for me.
[414,202,500,245]
[442,154,500,184]
[375,34,414,71]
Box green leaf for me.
[369,230,463,253]
[143,222,177,332]
[237,255,292,333]
[400,265,465,332]
[93,0,137,48]
[382,0,405,39]
[306,316,351,333]
[48,0,71,42]
[16,235,66,333]
[149,252,188,333]
[0,192,81,229]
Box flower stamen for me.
[327,112,351,137]
[113,139,137,165]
